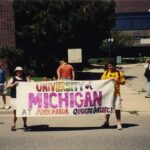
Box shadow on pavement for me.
[0,122,4,124]
[21,123,139,132]
[125,75,138,80]
[76,72,101,80]
[122,123,139,128]
[100,123,139,129]
[76,72,138,81]
[22,125,101,132]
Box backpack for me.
[144,64,150,79]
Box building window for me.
[115,13,150,30]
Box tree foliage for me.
[100,31,133,58]
[111,31,133,55]
[0,47,23,73]
[13,0,115,76]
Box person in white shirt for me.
[144,59,150,98]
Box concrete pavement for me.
[0,96,12,114]
[121,63,150,113]
[121,83,150,112]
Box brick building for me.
[0,0,149,57]
[0,0,16,48]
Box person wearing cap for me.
[7,66,27,131]
[100,61,125,130]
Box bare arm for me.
[57,68,61,80]
[72,71,75,80]
[114,78,125,85]
[113,72,125,85]
[6,78,18,89]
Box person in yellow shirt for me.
[101,61,125,130]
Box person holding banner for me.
[7,66,27,131]
[57,58,75,80]
[101,61,125,130]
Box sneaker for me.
[117,123,122,130]
[100,122,109,128]
[11,126,16,131]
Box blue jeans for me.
[147,79,150,96]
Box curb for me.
[0,109,12,115]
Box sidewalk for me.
[121,82,150,112]
[0,96,12,114]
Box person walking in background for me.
[100,60,125,130]
[144,59,150,98]
[7,66,27,131]
[57,58,75,80]
[0,59,10,109]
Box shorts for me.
[0,83,7,95]
[113,96,122,110]
[10,98,16,110]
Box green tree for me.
[13,0,115,76]
[0,47,24,73]
[100,31,133,58]
[111,31,133,56]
